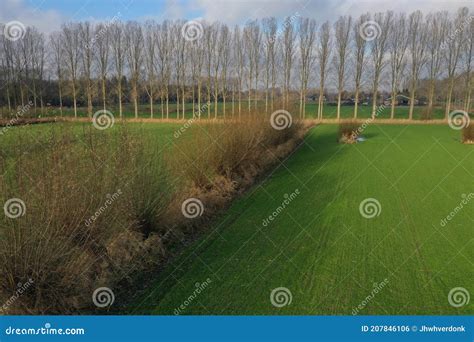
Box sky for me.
[1,0,473,33]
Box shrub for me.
[0,111,306,314]
[338,120,360,144]
[462,123,474,144]
[0,124,170,313]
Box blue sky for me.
[24,0,200,21]
[1,0,472,33]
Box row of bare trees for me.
[0,7,472,119]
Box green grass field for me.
[132,124,473,315]
[1,102,453,120]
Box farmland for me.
[132,124,473,315]
[1,3,473,318]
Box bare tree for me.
[189,30,204,117]
[29,28,46,114]
[13,38,25,106]
[19,30,31,107]
[204,22,217,117]
[297,17,316,118]
[244,21,261,111]
[426,11,448,116]
[444,8,468,117]
[125,22,143,118]
[251,23,262,110]
[317,21,331,119]
[1,36,14,111]
[111,22,125,118]
[79,22,94,117]
[143,21,156,118]
[220,25,231,117]
[463,17,473,112]
[171,21,186,119]
[180,25,188,119]
[282,17,295,108]
[2,13,473,122]
[95,23,110,111]
[263,18,278,112]
[334,15,352,119]
[213,23,223,118]
[388,13,408,119]
[407,11,428,119]
[233,26,245,117]
[61,23,81,118]
[157,21,171,118]
[370,11,393,119]
[353,14,369,118]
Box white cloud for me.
[0,0,65,33]
[188,0,474,24]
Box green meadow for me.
[133,124,473,315]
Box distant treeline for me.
[0,7,472,119]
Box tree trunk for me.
[118,84,123,118]
[337,92,341,120]
[427,80,435,119]
[390,92,396,119]
[445,78,455,119]
[87,84,92,117]
[409,82,415,120]
[354,89,359,118]
[58,80,63,116]
[102,78,107,111]
[72,81,77,118]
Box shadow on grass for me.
[126,125,351,314]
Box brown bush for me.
[0,109,306,314]
[0,124,170,313]
[338,120,360,144]
[462,123,474,144]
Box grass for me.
[132,124,473,315]
[0,102,455,120]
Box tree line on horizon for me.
[0,7,472,120]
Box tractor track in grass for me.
[132,124,473,315]
[396,185,439,310]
